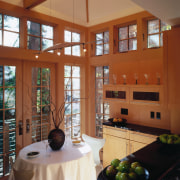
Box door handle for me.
[26,119,30,133]
[18,120,23,135]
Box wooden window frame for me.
[95,31,109,56]
[0,13,20,48]
[27,20,54,51]
[118,23,137,53]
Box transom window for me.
[64,30,81,56]
[95,66,109,137]
[118,24,137,52]
[95,31,109,56]
[64,65,81,138]
[27,20,53,51]
[147,19,171,48]
[0,14,20,47]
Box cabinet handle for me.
[18,120,23,135]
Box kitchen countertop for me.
[103,121,171,136]
[97,140,180,180]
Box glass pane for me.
[32,68,41,86]
[42,25,53,39]
[104,102,109,114]
[72,32,80,42]
[103,66,109,78]
[96,102,103,114]
[9,131,16,151]
[42,87,50,105]
[42,106,50,124]
[65,91,71,102]
[104,43,109,54]
[27,21,40,36]
[119,40,128,52]
[161,21,171,31]
[148,34,159,48]
[160,33,163,47]
[4,31,19,47]
[72,114,80,126]
[0,14,2,28]
[96,45,103,56]
[65,128,71,137]
[72,102,80,114]
[42,68,50,86]
[64,66,71,77]
[104,31,109,43]
[42,39,53,50]
[129,38,137,50]
[104,78,109,84]
[72,45,80,56]
[27,36,40,50]
[64,78,71,90]
[5,109,16,130]
[0,30,2,45]
[72,78,80,90]
[4,66,16,87]
[119,27,128,40]
[148,19,159,34]
[129,24,137,38]
[72,126,80,138]
[96,79,103,89]
[0,88,2,109]
[65,116,71,128]
[32,126,41,143]
[65,103,71,115]
[96,40,103,45]
[0,66,2,87]
[64,47,71,55]
[0,135,3,153]
[5,88,15,109]
[32,87,41,106]
[42,125,49,140]
[72,66,80,77]
[96,33,103,41]
[96,67,103,78]
[0,111,3,131]
[64,30,71,42]
[4,15,19,32]
[72,91,80,100]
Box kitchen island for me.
[98,137,180,180]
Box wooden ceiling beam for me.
[23,0,47,9]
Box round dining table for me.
[9,139,96,180]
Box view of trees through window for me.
[27,21,53,51]
[0,65,16,177]
[0,14,19,47]
[95,31,109,56]
[31,68,51,143]
[64,30,81,56]
[64,65,81,138]
[95,66,109,137]
[118,24,137,52]
[148,19,171,48]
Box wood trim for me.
[23,0,46,9]
[86,0,89,23]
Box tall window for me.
[95,66,109,137]
[27,21,53,51]
[95,31,109,56]
[0,14,20,47]
[147,19,171,48]
[64,65,81,138]
[64,30,80,56]
[118,24,137,52]
[31,68,51,142]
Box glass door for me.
[0,60,55,178]
[0,60,22,178]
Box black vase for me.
[48,128,65,151]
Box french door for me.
[0,59,55,178]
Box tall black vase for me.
[48,128,65,151]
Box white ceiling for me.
[2,0,180,27]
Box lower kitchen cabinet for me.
[103,125,157,167]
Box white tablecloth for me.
[9,139,96,180]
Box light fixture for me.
[57,49,61,56]
[35,54,39,59]
[83,43,87,52]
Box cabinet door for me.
[129,141,146,154]
[103,134,128,167]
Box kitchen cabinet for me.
[103,125,157,167]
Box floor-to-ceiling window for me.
[95,66,109,137]
[64,65,81,138]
